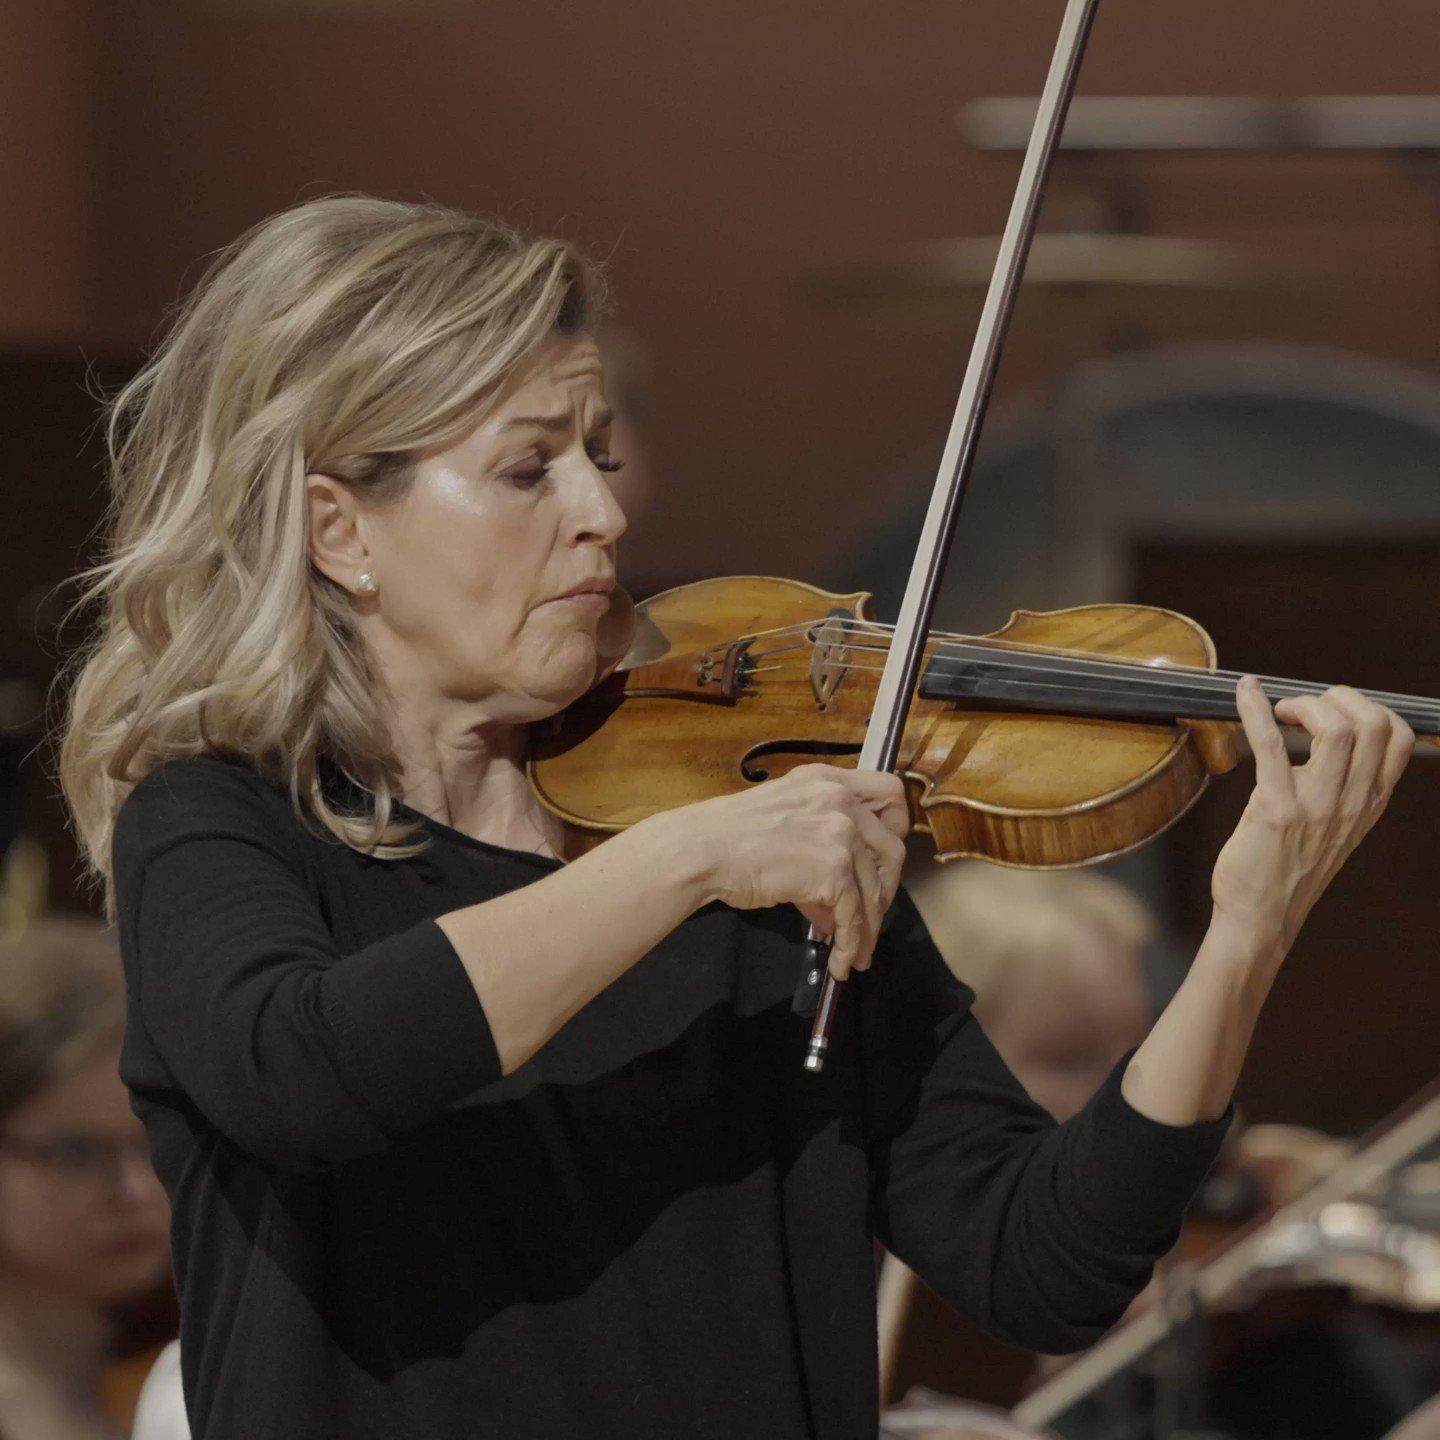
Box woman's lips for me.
[553,592,611,611]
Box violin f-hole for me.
[739,738,863,782]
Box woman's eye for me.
[501,451,624,485]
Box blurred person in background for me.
[0,917,171,1440]
[908,864,1153,1123]
[55,195,1412,1440]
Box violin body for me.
[529,575,1244,867]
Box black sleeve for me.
[113,758,502,1172]
[860,887,1230,1354]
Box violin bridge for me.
[809,610,854,710]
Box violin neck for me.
[918,643,1440,739]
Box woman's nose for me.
[570,466,628,547]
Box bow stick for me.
[795,0,1103,1072]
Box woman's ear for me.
[305,473,371,593]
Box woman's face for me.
[0,1044,170,1306]
[341,333,629,726]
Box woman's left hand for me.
[1210,676,1415,957]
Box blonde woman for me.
[60,196,1412,1440]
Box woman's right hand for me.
[662,764,911,980]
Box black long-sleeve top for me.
[112,755,1229,1440]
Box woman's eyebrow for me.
[498,412,570,433]
[497,407,614,434]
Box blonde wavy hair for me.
[59,195,601,915]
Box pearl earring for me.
[355,572,378,595]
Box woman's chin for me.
[510,649,601,719]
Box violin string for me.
[671,617,1440,724]
[744,625,1440,709]
[740,618,1440,714]
[746,615,1421,701]
[811,645,1440,719]
[735,659,1440,724]
[753,665,1241,708]
[827,638,1436,700]
[741,641,819,660]
[917,634,1440,710]
[828,619,1440,709]
[738,662,1440,729]
[739,640,1440,722]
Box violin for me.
[530,574,1440,868]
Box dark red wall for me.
[71,0,1440,582]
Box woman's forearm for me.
[435,763,912,1076]
[436,812,712,1074]
[1120,680,1413,1128]
[1120,911,1284,1126]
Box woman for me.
[59,196,1412,1440]
[0,916,171,1440]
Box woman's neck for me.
[392,714,561,856]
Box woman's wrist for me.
[1124,909,1285,1126]
[1202,904,1288,983]
[626,807,721,914]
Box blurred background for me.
[5,1,1440,1437]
